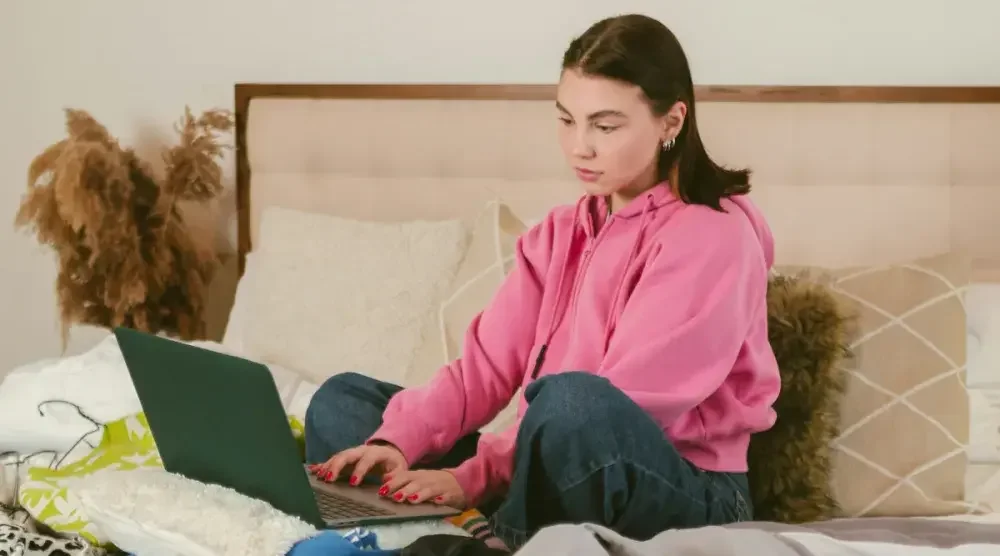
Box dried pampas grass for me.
[14,107,234,346]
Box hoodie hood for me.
[726,194,775,270]
[577,183,775,271]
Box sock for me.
[446,509,500,545]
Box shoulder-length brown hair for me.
[563,14,751,211]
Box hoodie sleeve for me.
[596,209,769,426]
[367,215,555,490]
[448,421,519,507]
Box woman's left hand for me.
[380,469,467,509]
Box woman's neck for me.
[608,165,678,213]
[608,181,656,214]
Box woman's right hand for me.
[310,443,408,485]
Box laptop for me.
[113,327,462,529]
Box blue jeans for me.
[305,371,752,549]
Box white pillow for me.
[965,283,1000,511]
[243,207,470,387]
[221,252,256,355]
[73,468,317,556]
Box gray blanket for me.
[517,517,1000,555]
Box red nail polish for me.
[408,494,418,501]
[324,472,332,481]
[378,486,389,496]
[394,493,403,501]
[349,476,359,486]
[434,496,443,502]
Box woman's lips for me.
[575,168,602,182]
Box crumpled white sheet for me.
[0,331,298,468]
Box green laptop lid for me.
[114,327,325,529]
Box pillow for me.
[239,201,530,433]
[220,251,255,354]
[780,252,975,517]
[964,283,1000,512]
[243,206,470,386]
[72,468,317,556]
[747,273,853,523]
[405,201,528,432]
[18,413,162,545]
[18,411,306,547]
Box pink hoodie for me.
[370,183,781,507]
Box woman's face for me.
[556,69,668,198]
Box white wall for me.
[2,0,999,374]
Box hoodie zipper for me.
[530,215,615,379]
[529,344,548,378]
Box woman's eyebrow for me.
[555,101,627,120]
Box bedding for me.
[73,468,318,556]
[778,252,978,517]
[747,272,852,523]
[242,205,470,388]
[15,410,306,547]
[0,333,306,546]
[0,332,302,454]
[233,200,529,433]
[517,518,1000,556]
[0,334,243,458]
[0,516,98,556]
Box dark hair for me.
[562,14,750,210]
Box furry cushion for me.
[71,468,318,556]
[747,273,855,523]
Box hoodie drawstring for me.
[529,197,584,379]
[529,193,655,378]
[601,193,655,351]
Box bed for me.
[229,82,1000,552]
[3,82,1000,553]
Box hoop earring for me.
[662,137,675,151]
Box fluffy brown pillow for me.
[747,273,855,523]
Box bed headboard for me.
[234,84,1000,276]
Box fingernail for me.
[349,476,359,486]
[434,496,443,502]
[324,472,332,481]
[408,494,418,501]
[394,493,403,501]
[378,486,389,496]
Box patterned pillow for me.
[406,200,528,433]
[779,252,976,517]
[18,412,306,547]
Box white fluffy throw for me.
[72,468,318,556]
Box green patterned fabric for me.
[18,412,306,546]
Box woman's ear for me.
[662,101,687,141]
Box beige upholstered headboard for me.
[235,84,1000,275]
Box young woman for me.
[306,13,781,550]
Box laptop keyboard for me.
[314,488,394,521]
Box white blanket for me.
[0,333,304,460]
[517,518,1000,556]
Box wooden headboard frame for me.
[233,83,1000,274]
